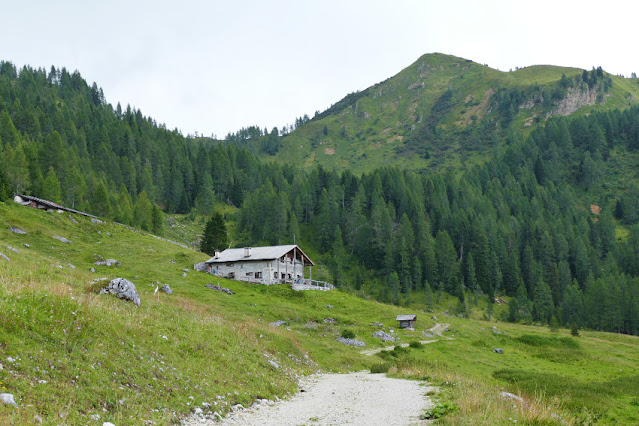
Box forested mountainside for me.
[222,53,639,174]
[2,58,639,335]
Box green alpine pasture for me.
[1,201,639,424]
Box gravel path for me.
[360,323,452,356]
[208,372,435,425]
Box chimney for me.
[214,250,220,259]
[244,247,252,257]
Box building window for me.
[255,272,262,279]
[274,272,277,278]
[246,272,253,276]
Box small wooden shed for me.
[396,314,417,329]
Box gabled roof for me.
[205,245,314,266]
[396,314,417,321]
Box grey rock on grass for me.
[0,253,9,261]
[204,284,233,295]
[337,337,366,347]
[10,226,27,234]
[0,393,17,407]
[52,235,72,243]
[100,278,141,307]
[94,259,120,267]
[161,284,172,294]
[372,330,396,342]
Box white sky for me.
[3,1,638,137]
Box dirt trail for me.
[209,371,435,426]
[360,323,452,356]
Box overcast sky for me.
[3,1,638,137]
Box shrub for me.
[420,402,460,420]
[370,362,391,374]
[409,341,423,349]
[341,329,355,339]
[571,323,580,337]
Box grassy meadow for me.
[0,201,638,424]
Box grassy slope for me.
[1,201,638,424]
[273,53,639,175]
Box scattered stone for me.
[100,278,141,307]
[94,259,121,267]
[183,268,189,272]
[268,360,279,369]
[499,391,525,404]
[67,263,75,269]
[23,244,29,248]
[38,380,47,384]
[232,404,245,411]
[0,253,9,261]
[90,414,100,421]
[324,318,337,324]
[7,357,15,363]
[325,304,333,309]
[34,415,43,423]
[169,259,176,264]
[160,284,172,294]
[431,316,437,321]
[90,268,96,273]
[0,393,17,407]
[10,226,27,234]
[269,320,287,327]
[6,246,19,253]
[52,235,72,244]
[372,330,396,342]
[202,402,211,408]
[493,348,503,354]
[68,215,78,224]
[193,407,203,415]
[182,272,187,277]
[493,329,501,334]
[91,218,105,224]
[337,337,366,347]
[422,331,434,338]
[213,412,222,421]
[204,284,233,295]
[443,310,449,315]
[103,422,116,426]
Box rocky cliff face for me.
[551,86,601,116]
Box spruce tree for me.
[200,212,228,255]
[0,166,11,201]
[151,205,163,236]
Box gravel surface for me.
[204,371,435,426]
[361,323,451,356]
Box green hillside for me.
[274,53,639,173]
[1,201,639,424]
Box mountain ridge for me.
[271,53,639,174]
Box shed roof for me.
[16,194,99,219]
[396,314,417,321]
[205,245,314,266]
